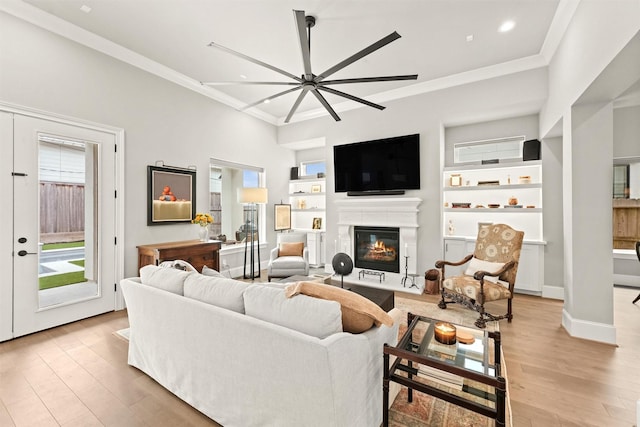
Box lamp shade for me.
[237,187,268,204]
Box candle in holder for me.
[434,322,457,345]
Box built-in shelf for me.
[444,207,542,213]
[289,176,326,266]
[444,183,541,191]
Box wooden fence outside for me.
[40,182,85,234]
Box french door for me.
[0,111,118,340]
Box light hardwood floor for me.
[0,285,638,426]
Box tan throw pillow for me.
[279,242,304,257]
[284,281,394,334]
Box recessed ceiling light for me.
[499,20,515,33]
[263,99,270,104]
[466,34,474,42]
[240,74,247,79]
[80,5,92,13]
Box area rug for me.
[389,295,512,427]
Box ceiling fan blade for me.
[310,89,341,121]
[202,81,300,86]
[293,10,313,80]
[240,85,303,111]
[318,74,418,85]
[208,42,302,83]
[314,31,402,82]
[284,88,310,123]
[318,86,385,111]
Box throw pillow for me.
[279,242,304,257]
[243,285,342,339]
[202,265,224,278]
[464,257,510,288]
[158,259,197,272]
[139,264,192,295]
[284,281,394,334]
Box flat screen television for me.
[333,133,420,195]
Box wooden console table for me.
[137,240,221,273]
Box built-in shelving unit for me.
[442,161,545,295]
[443,161,543,241]
[288,176,326,266]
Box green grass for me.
[39,271,87,290]
[42,241,84,251]
[39,242,87,290]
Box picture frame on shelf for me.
[274,204,291,231]
[147,165,196,225]
[311,184,322,193]
[449,174,462,187]
[312,217,322,230]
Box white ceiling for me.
[14,0,564,125]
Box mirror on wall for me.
[209,159,264,243]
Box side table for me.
[383,312,506,426]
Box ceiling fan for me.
[203,10,418,123]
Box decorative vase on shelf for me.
[198,226,210,242]
[447,219,455,236]
[508,196,518,206]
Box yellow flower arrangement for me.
[192,212,213,227]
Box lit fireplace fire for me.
[363,240,397,261]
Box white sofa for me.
[121,265,399,427]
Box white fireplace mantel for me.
[333,197,424,294]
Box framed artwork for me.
[449,174,462,187]
[147,165,196,225]
[311,184,321,193]
[312,217,322,230]
[274,204,292,231]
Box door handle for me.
[17,250,37,256]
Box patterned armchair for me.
[435,224,524,328]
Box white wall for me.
[0,11,294,277]
[278,69,548,275]
[540,0,640,137]
[614,105,640,161]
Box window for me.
[300,160,326,177]
[209,159,264,242]
[454,136,525,164]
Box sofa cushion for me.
[270,256,305,269]
[184,274,250,313]
[279,242,304,257]
[139,264,192,295]
[284,281,394,334]
[244,285,342,339]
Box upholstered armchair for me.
[435,224,524,328]
[267,232,310,281]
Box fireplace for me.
[354,226,400,273]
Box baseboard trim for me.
[542,285,564,300]
[561,309,617,345]
[613,273,640,287]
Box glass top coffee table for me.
[383,312,506,426]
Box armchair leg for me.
[507,298,513,322]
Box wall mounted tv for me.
[333,133,420,196]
